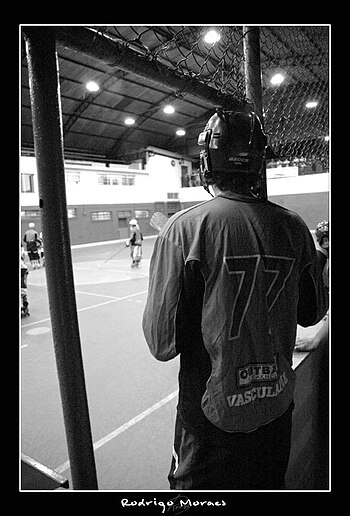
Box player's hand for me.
[294,337,318,352]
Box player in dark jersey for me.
[315,220,329,292]
[295,220,329,352]
[142,109,329,490]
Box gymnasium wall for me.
[268,191,329,229]
[20,154,329,245]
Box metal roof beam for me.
[52,26,246,111]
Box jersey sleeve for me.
[142,236,184,361]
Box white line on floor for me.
[77,290,147,314]
[74,290,120,299]
[71,234,156,249]
[21,290,148,328]
[55,389,178,474]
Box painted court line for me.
[21,290,148,328]
[75,290,120,300]
[55,389,178,474]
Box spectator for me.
[295,220,329,352]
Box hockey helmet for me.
[198,109,267,185]
[315,220,329,243]
[129,219,137,226]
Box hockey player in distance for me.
[126,219,143,267]
[142,108,328,490]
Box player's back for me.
[162,193,318,431]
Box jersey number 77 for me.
[223,255,295,340]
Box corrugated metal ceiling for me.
[21,25,329,166]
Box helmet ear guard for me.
[198,130,214,195]
[198,133,212,178]
[198,151,213,196]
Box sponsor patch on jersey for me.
[227,371,288,408]
[237,355,278,387]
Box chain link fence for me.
[260,26,329,174]
[94,25,247,101]
[89,25,330,173]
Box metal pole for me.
[23,27,98,490]
[243,26,267,200]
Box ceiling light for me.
[124,117,136,125]
[204,29,221,45]
[164,105,175,114]
[270,73,285,86]
[86,81,99,92]
[305,100,318,109]
[176,129,186,136]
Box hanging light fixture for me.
[85,81,99,92]
[203,29,221,45]
[305,100,318,109]
[270,73,285,86]
[164,105,175,114]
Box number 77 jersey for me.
[142,193,329,433]
[223,254,295,340]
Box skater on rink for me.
[143,108,329,490]
[23,222,41,269]
[126,219,143,268]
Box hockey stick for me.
[97,244,128,268]
[150,212,169,233]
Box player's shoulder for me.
[267,199,308,227]
[165,198,215,227]
[158,199,216,243]
[266,200,314,248]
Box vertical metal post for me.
[23,27,98,490]
[243,25,267,200]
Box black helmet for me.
[198,109,267,186]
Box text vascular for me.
[227,372,288,407]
